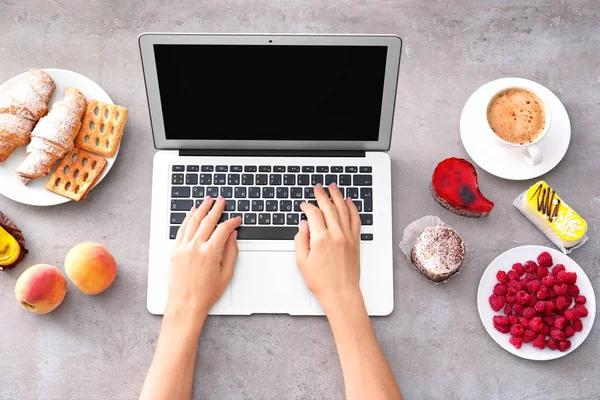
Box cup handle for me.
[523,144,543,166]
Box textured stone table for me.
[1,1,599,399]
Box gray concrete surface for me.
[1,0,599,399]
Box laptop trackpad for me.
[231,251,311,310]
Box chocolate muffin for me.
[411,225,465,282]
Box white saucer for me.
[460,78,571,180]
[477,245,595,361]
[0,68,117,206]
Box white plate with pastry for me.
[0,68,119,206]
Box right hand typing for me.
[294,183,364,314]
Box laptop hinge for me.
[178,149,366,157]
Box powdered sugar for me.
[27,68,56,103]
[0,113,35,142]
[3,81,47,120]
[31,103,82,150]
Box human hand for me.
[167,196,242,319]
[294,183,364,315]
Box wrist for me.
[164,299,208,336]
[320,288,366,320]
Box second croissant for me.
[15,87,87,185]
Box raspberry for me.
[523,307,536,319]
[546,338,558,350]
[557,271,577,285]
[564,324,576,338]
[537,252,553,268]
[509,336,523,349]
[536,286,550,300]
[557,271,569,284]
[553,283,568,296]
[493,315,510,326]
[519,317,529,326]
[532,334,546,349]
[547,288,555,298]
[540,324,550,337]
[575,295,587,305]
[512,303,524,316]
[543,315,555,326]
[506,293,517,304]
[541,275,556,288]
[506,281,520,292]
[551,328,566,341]
[493,283,508,296]
[536,266,549,279]
[512,263,525,276]
[526,280,541,293]
[574,304,589,318]
[523,329,536,343]
[496,270,508,283]
[504,303,513,316]
[489,295,506,312]
[534,301,546,313]
[564,294,573,304]
[564,308,578,321]
[558,340,571,352]
[554,315,567,330]
[518,279,529,290]
[567,284,580,297]
[515,290,529,305]
[529,317,544,332]
[573,319,583,332]
[510,323,525,337]
[507,270,520,281]
[494,321,510,334]
[526,294,537,307]
[525,273,537,281]
[552,264,566,276]
[508,315,519,325]
[544,301,556,315]
[524,261,538,273]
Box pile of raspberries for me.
[489,251,588,352]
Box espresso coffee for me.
[487,88,546,145]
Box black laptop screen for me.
[153,44,387,141]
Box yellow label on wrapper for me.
[0,225,21,267]
[525,181,587,242]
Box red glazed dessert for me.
[431,158,494,217]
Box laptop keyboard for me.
[169,164,374,240]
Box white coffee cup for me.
[485,84,552,166]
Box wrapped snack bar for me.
[0,212,28,270]
[513,181,588,254]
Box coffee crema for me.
[486,88,546,145]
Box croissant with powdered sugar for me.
[15,87,86,184]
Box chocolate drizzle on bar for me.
[530,183,560,222]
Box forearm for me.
[326,294,402,400]
[140,303,206,400]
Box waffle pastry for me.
[45,147,107,201]
[74,100,128,157]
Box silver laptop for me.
[140,33,401,316]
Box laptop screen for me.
[153,44,388,142]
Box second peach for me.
[65,242,117,295]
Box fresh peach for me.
[65,242,117,295]
[15,264,67,314]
